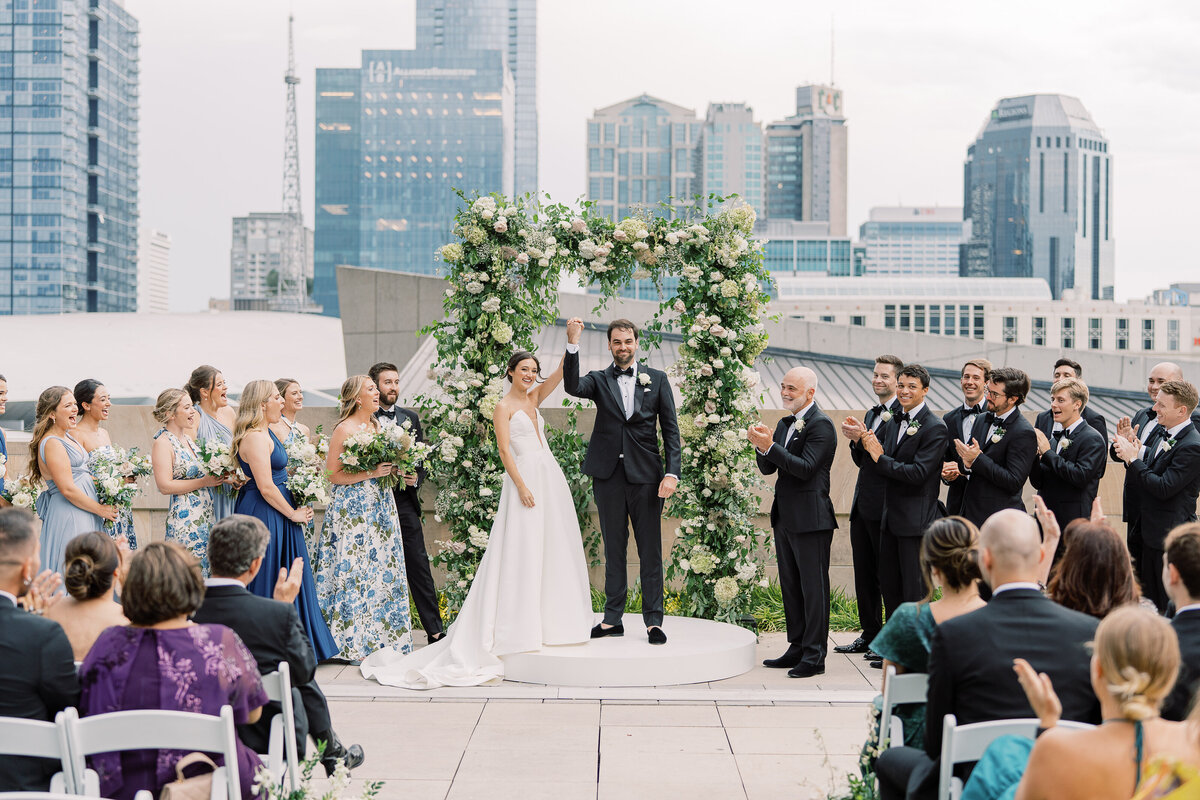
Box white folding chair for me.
[0,712,75,793]
[878,666,929,750]
[257,662,300,793]
[62,705,241,800]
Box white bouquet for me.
[285,427,331,507]
[87,446,152,528]
[2,474,44,517]
[195,437,239,494]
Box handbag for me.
[159,752,218,800]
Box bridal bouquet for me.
[2,474,44,517]
[195,437,240,493]
[285,427,332,507]
[340,418,433,490]
[88,447,152,527]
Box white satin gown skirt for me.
[361,409,594,688]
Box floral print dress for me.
[316,475,413,661]
[155,429,214,576]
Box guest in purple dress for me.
[79,542,267,800]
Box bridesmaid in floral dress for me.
[316,375,413,664]
[72,378,138,548]
[186,365,240,522]
[150,389,221,575]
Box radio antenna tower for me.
[275,13,314,312]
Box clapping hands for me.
[954,438,982,469]
[841,415,867,442]
[746,422,773,452]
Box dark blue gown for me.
[237,429,337,661]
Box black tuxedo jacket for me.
[943,400,987,516]
[756,404,838,533]
[848,398,903,521]
[1035,406,1107,478]
[193,584,317,752]
[0,599,80,791]
[1113,408,1200,524]
[1029,420,1106,529]
[960,409,1037,526]
[923,588,1100,759]
[1125,422,1200,550]
[564,350,681,484]
[376,406,425,509]
[1164,609,1200,721]
[874,405,950,538]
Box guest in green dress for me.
[862,516,987,774]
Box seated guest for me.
[44,531,129,661]
[0,508,80,792]
[862,517,984,768]
[962,606,1200,800]
[1163,523,1200,721]
[79,542,268,800]
[875,509,1100,800]
[193,515,365,775]
[1046,521,1138,619]
[1029,378,1106,533]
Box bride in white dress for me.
[360,349,595,688]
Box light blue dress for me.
[196,407,236,522]
[86,444,138,550]
[155,429,214,576]
[35,434,103,575]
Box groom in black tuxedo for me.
[564,318,681,645]
[369,362,444,643]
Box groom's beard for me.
[612,352,635,369]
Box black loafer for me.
[591,623,624,639]
[869,659,883,669]
[787,664,826,678]
[648,627,667,645]
[834,637,870,654]
[863,649,883,661]
[427,631,445,645]
[320,741,365,776]
[763,653,803,669]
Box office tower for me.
[698,102,764,216]
[231,213,314,311]
[585,93,700,223]
[765,85,847,236]
[313,50,513,315]
[0,0,139,314]
[416,0,536,197]
[137,228,170,313]
[961,94,1114,300]
[859,207,970,277]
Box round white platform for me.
[500,615,757,687]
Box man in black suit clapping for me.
[956,367,1037,527]
[0,508,80,792]
[368,362,444,644]
[1035,358,1108,448]
[193,515,364,776]
[1112,380,1200,611]
[1029,378,1106,532]
[749,366,837,678]
[1163,523,1200,721]
[941,359,991,516]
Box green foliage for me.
[748,580,863,633]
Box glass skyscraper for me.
[313,50,513,315]
[961,94,1114,300]
[765,85,847,236]
[416,0,536,198]
[698,102,764,217]
[0,0,139,314]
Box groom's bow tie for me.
[781,414,797,427]
[984,411,1003,426]
[378,408,396,419]
[615,366,634,377]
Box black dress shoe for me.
[869,659,883,669]
[863,649,883,661]
[317,735,365,776]
[591,623,624,639]
[787,663,826,678]
[647,627,667,645]
[427,631,446,645]
[834,636,870,654]
[762,652,803,669]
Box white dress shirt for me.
[0,589,17,607]
[1152,419,1192,460]
[871,396,897,435]
[986,407,1018,443]
[1056,417,1086,454]
[204,577,244,588]
[895,401,927,445]
[991,581,1043,596]
[784,400,815,448]
[961,400,985,442]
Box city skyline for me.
[123,0,1200,310]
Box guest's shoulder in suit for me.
[1,602,73,643]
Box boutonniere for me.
[879,410,893,423]
[1059,438,1072,451]
[638,373,651,387]
[1163,437,1177,452]
[794,419,807,434]
[905,420,921,436]
[990,427,1007,444]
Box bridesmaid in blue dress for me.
[72,379,138,548]
[150,389,221,575]
[231,379,336,661]
[186,365,240,522]
[271,378,316,552]
[28,386,117,575]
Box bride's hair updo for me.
[506,351,543,383]
[1095,605,1180,721]
[919,516,982,602]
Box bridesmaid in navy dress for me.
[230,379,336,660]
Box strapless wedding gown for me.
[361,409,594,688]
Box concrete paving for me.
[305,630,882,799]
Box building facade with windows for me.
[756,219,859,284]
[765,85,847,236]
[0,0,139,314]
[961,94,1114,301]
[697,102,764,216]
[137,228,168,313]
[230,213,313,311]
[859,207,969,277]
[312,49,514,315]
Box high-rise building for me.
[698,103,764,216]
[585,93,700,223]
[859,207,970,277]
[961,94,1114,301]
[757,219,858,288]
[0,0,139,314]
[231,213,314,311]
[313,50,514,315]
[765,85,847,236]
[137,229,170,313]
[416,0,536,197]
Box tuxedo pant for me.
[594,461,664,627]
[876,745,937,800]
[395,492,444,639]
[299,680,333,750]
[1127,519,1144,579]
[1141,544,1169,613]
[774,527,833,667]
[849,509,884,643]
[879,529,924,620]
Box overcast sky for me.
[124,0,1200,310]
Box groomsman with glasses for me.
[941,359,992,516]
[955,367,1037,528]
